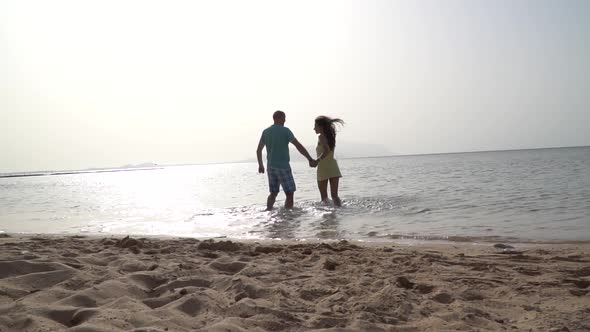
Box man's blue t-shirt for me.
[262,124,294,169]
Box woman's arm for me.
[316,135,330,162]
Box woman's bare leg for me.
[329,177,341,207]
[317,180,329,202]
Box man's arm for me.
[290,138,317,167]
[256,135,265,173]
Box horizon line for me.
[1,144,588,176]
[343,144,590,160]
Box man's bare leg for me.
[285,192,294,209]
[267,192,279,211]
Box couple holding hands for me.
[256,110,344,210]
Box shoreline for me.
[1,234,589,331]
[3,231,590,246]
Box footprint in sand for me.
[209,260,248,274]
[0,261,77,294]
[172,296,203,317]
[572,266,590,277]
[127,273,169,291]
[44,307,99,328]
[57,294,97,308]
[150,277,212,298]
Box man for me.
[256,110,317,210]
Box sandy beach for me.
[0,234,588,332]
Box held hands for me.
[309,159,319,168]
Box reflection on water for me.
[262,209,303,239]
[313,211,342,239]
[259,202,346,240]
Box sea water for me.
[1,147,589,243]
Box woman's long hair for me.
[315,116,344,151]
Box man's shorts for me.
[267,167,296,193]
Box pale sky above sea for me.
[1,0,589,172]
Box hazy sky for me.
[1,0,589,172]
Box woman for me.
[314,116,344,207]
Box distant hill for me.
[1,163,162,178]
